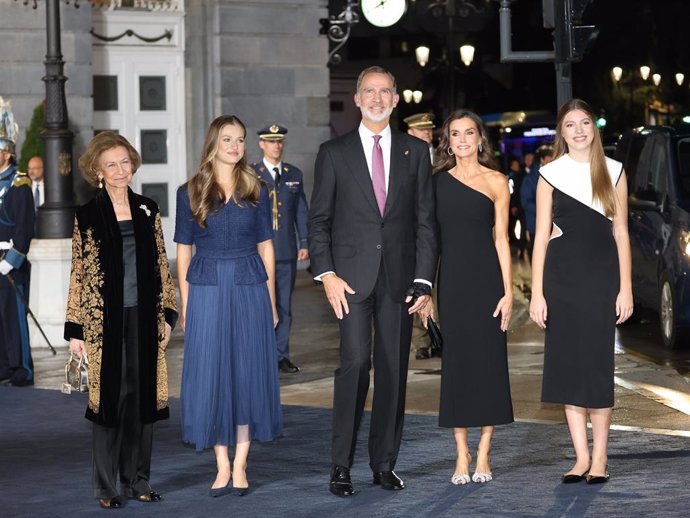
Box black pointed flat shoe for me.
[562,471,589,484]
[586,467,610,484]
[99,496,123,509]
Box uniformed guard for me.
[404,112,439,359]
[404,112,435,165]
[0,97,36,386]
[251,124,308,373]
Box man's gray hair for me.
[356,66,397,93]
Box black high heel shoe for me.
[209,481,233,497]
[586,466,610,484]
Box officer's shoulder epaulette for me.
[12,171,32,188]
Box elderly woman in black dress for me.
[65,132,177,509]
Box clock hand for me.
[374,0,386,9]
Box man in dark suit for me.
[309,66,437,497]
[251,124,309,374]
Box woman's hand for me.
[529,293,548,329]
[493,293,513,332]
[179,308,186,331]
[616,289,634,324]
[272,306,279,328]
[69,338,87,359]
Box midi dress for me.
[540,154,623,408]
[435,171,514,428]
[175,185,282,450]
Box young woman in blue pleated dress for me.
[175,115,282,497]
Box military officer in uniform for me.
[251,124,309,373]
[0,99,36,386]
[404,112,435,165]
[404,113,438,360]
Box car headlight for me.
[682,230,690,257]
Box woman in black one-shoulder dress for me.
[530,99,633,485]
[421,111,513,486]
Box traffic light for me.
[596,115,607,129]
[551,0,599,63]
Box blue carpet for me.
[0,386,688,517]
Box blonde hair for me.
[78,131,141,187]
[186,115,262,227]
[434,110,498,173]
[553,99,616,217]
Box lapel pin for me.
[404,149,409,156]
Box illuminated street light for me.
[459,44,475,67]
[412,90,423,103]
[612,66,623,82]
[402,89,413,103]
[415,46,430,67]
[653,73,661,86]
[676,73,685,86]
[640,66,651,80]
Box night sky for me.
[331,0,690,134]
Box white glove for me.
[0,240,13,251]
[0,260,13,275]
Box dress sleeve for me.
[173,185,195,245]
[256,185,274,243]
[64,216,84,341]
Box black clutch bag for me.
[427,316,443,355]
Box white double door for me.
[92,46,186,255]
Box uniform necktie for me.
[34,183,40,209]
[372,135,386,216]
[273,167,281,186]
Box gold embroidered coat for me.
[64,189,177,426]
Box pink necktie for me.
[372,135,386,216]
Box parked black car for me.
[615,125,690,349]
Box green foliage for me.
[18,101,44,172]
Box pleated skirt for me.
[180,259,282,451]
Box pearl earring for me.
[98,176,103,189]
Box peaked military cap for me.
[257,124,288,141]
[403,113,435,129]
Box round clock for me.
[361,0,407,28]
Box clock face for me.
[361,0,407,28]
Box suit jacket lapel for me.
[385,131,407,216]
[343,131,380,216]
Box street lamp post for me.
[39,0,75,238]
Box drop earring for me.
[98,175,103,189]
[447,146,454,155]
[478,143,483,153]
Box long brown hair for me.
[553,98,616,217]
[187,115,262,227]
[434,110,498,173]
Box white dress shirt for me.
[32,179,45,207]
[358,123,391,192]
[262,159,282,181]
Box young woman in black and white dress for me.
[529,99,633,484]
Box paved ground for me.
[31,256,690,434]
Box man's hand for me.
[297,248,309,261]
[405,282,432,315]
[0,260,13,276]
[322,273,355,320]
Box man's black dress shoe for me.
[329,465,355,497]
[99,497,123,509]
[278,358,300,373]
[373,471,405,490]
[134,491,162,502]
[415,347,431,360]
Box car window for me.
[621,134,645,190]
[676,138,690,199]
[633,135,654,192]
[648,136,668,202]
